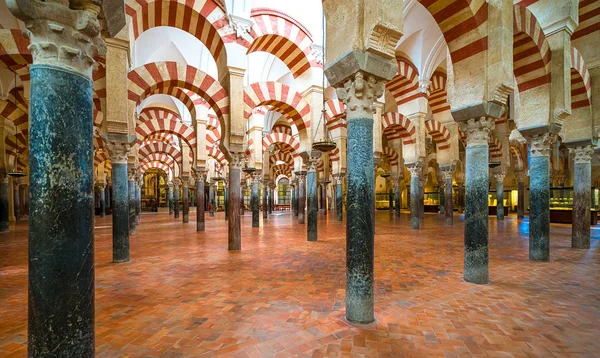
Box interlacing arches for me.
[417,0,488,63]
[141,153,176,168]
[570,46,592,110]
[387,57,422,106]
[128,61,230,136]
[270,151,294,168]
[143,87,198,125]
[425,120,451,151]
[125,0,228,71]
[136,115,197,151]
[324,99,347,137]
[244,82,311,137]
[509,143,525,171]
[248,9,316,78]
[262,132,300,153]
[428,70,451,114]
[513,5,551,93]
[381,112,417,145]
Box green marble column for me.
[495,173,505,220]
[408,166,421,229]
[307,164,318,242]
[252,176,259,227]
[570,145,593,249]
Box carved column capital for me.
[526,133,557,157]
[494,173,506,182]
[570,145,594,164]
[307,160,318,172]
[229,153,245,170]
[106,142,131,164]
[407,165,422,179]
[514,171,526,183]
[7,0,106,76]
[181,177,189,188]
[458,117,495,146]
[336,72,386,119]
[173,179,181,189]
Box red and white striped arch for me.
[141,161,171,175]
[139,107,182,124]
[382,147,399,168]
[244,82,310,134]
[425,119,451,150]
[428,70,451,114]
[262,132,300,153]
[270,151,294,168]
[488,136,503,161]
[513,5,551,93]
[142,87,198,125]
[207,146,226,165]
[0,29,31,68]
[128,62,230,129]
[381,112,417,145]
[94,150,111,167]
[572,0,600,41]
[417,0,488,64]
[141,153,176,168]
[125,0,227,70]
[324,99,347,136]
[145,133,179,147]
[248,9,315,78]
[272,123,292,136]
[386,57,422,106]
[571,46,592,110]
[136,116,197,151]
[0,100,28,146]
[139,141,185,165]
[8,87,27,114]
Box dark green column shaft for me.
[409,168,420,229]
[252,178,259,227]
[196,177,205,231]
[28,64,95,356]
[0,175,8,232]
[463,122,492,284]
[572,147,593,249]
[346,115,375,324]
[495,174,505,220]
[182,182,189,223]
[336,178,343,221]
[529,147,551,261]
[307,168,318,241]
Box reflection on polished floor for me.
[1,211,599,357]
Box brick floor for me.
[1,211,599,357]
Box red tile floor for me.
[1,210,599,357]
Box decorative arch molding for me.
[125,0,228,73]
[141,160,171,174]
[382,147,400,167]
[513,5,551,93]
[488,136,503,161]
[244,82,310,141]
[0,99,28,146]
[425,119,451,150]
[262,132,300,153]
[381,112,417,145]
[136,116,197,152]
[570,46,592,110]
[128,61,230,153]
[139,141,187,165]
[143,87,198,124]
[386,56,422,106]
[428,70,451,114]
[141,153,177,168]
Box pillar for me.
[269,185,274,214]
[395,180,401,217]
[128,174,136,235]
[240,185,245,215]
[442,167,455,226]
[438,181,444,215]
[196,173,205,231]
[388,181,394,213]
[321,181,327,215]
[516,172,525,219]
[458,184,465,214]
[524,129,555,262]
[419,178,425,227]
[99,184,106,217]
[0,174,8,232]
[298,173,306,224]
[495,173,505,220]
[262,180,268,219]
[252,175,259,227]
[12,178,20,222]
[408,166,421,229]
[334,71,385,324]
[224,184,229,220]
[173,179,180,219]
[168,182,173,215]
[109,146,130,263]
[336,176,343,221]
[307,162,318,242]
[136,182,141,225]
[182,179,189,223]
[570,145,594,249]
[228,155,243,250]
[12,1,106,354]
[459,117,495,284]
[294,182,300,217]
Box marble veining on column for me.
[298,174,306,224]
[408,167,421,229]
[571,146,593,249]
[228,155,243,250]
[307,166,318,242]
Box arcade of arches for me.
[0,0,599,356]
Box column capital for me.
[494,173,506,182]
[527,133,557,157]
[181,176,189,188]
[406,164,422,178]
[514,171,526,183]
[570,145,594,164]
[458,117,495,146]
[229,152,245,170]
[8,0,106,76]
[307,160,318,172]
[105,141,131,164]
[173,179,181,189]
[336,71,386,119]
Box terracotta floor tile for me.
[0,211,599,357]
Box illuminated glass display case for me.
[549,187,600,224]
